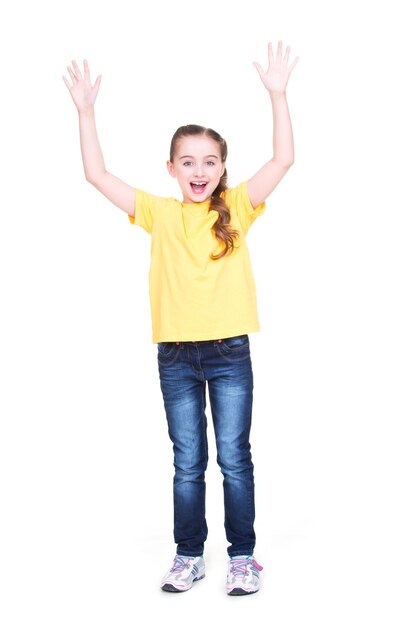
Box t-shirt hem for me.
[152,326,260,344]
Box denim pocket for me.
[157,342,181,366]
[216,334,250,362]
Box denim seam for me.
[216,345,251,363]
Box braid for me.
[209,167,240,260]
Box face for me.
[167,134,226,203]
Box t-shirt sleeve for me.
[128,189,162,234]
[224,180,266,236]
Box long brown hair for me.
[169,124,240,260]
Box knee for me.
[174,454,208,482]
[174,467,206,486]
[216,445,253,475]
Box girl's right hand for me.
[62,59,102,113]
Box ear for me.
[167,160,176,178]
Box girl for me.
[63,40,298,596]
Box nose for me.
[194,162,203,177]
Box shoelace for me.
[170,555,193,574]
[229,557,263,578]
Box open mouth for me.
[190,182,207,194]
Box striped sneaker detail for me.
[226,555,263,595]
[161,555,205,592]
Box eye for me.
[206,161,216,166]
[182,161,193,166]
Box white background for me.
[1,0,417,623]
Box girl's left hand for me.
[253,41,299,94]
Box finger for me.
[66,65,77,84]
[268,41,274,67]
[276,40,283,62]
[71,59,83,80]
[288,56,300,73]
[283,45,291,65]
[83,59,90,82]
[253,61,264,78]
[92,74,102,94]
[62,75,72,90]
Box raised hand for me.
[62,59,102,112]
[253,41,299,95]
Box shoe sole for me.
[161,574,205,593]
[227,587,259,596]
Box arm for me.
[63,59,135,217]
[247,41,299,209]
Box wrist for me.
[78,105,95,117]
[269,90,287,100]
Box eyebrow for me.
[179,154,219,159]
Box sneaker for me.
[226,555,263,595]
[161,554,205,592]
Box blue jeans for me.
[157,334,256,558]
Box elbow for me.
[86,170,106,187]
[272,158,294,169]
[85,176,96,186]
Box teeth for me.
[192,182,206,186]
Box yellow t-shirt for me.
[128,180,265,343]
